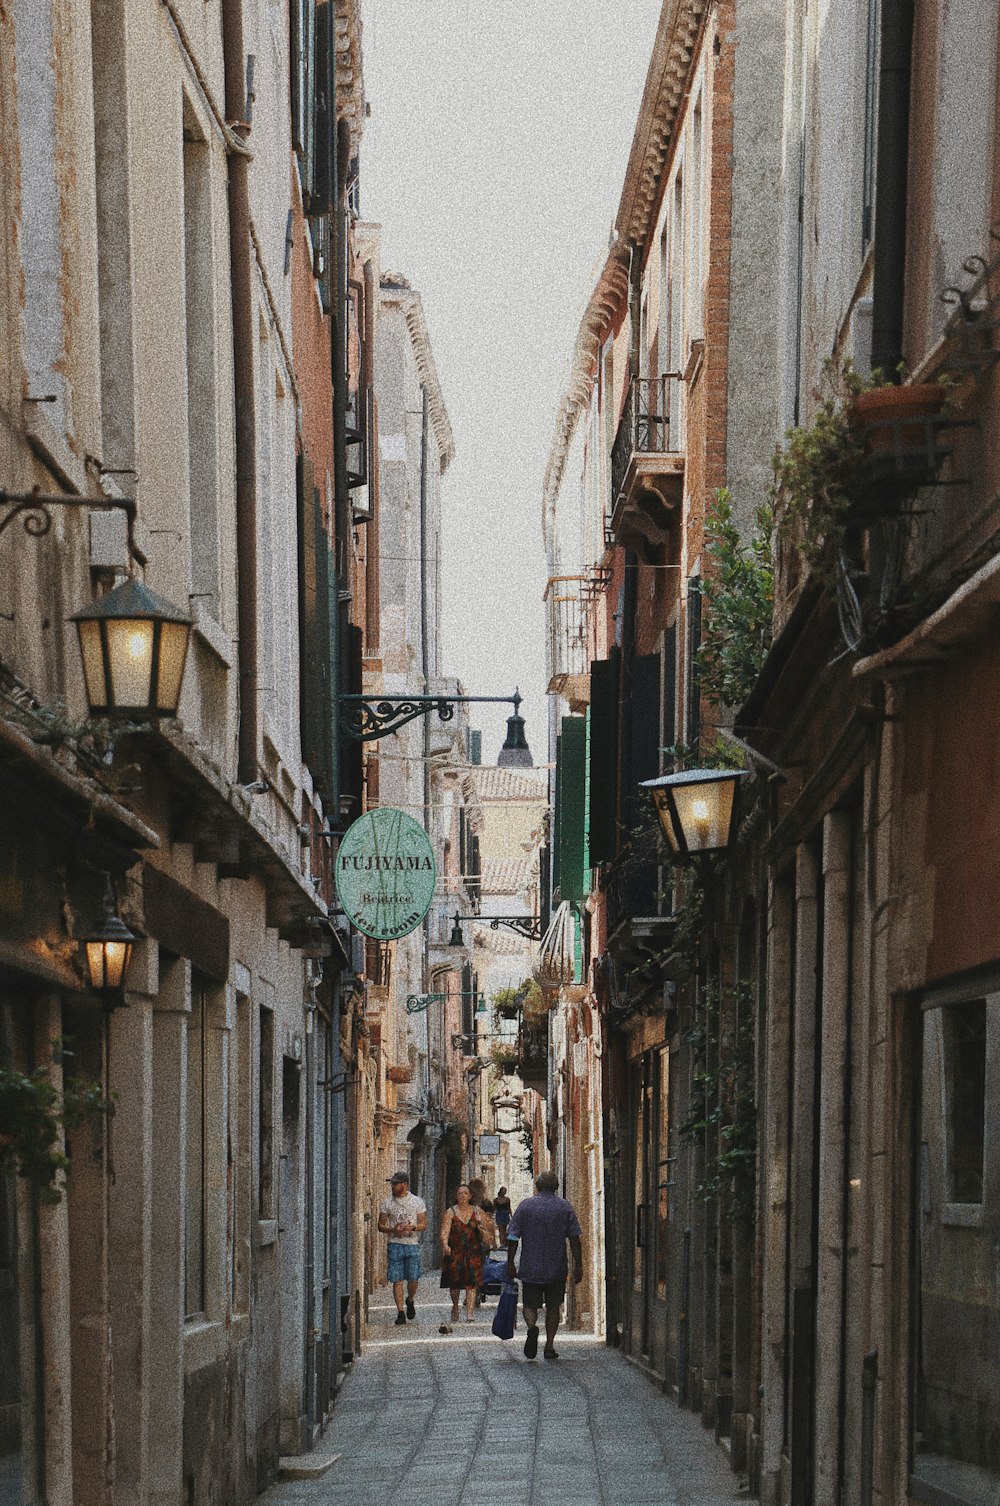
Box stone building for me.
[545,3,1000,1506]
[542,0,776,1416]
[0,0,379,1499]
[734,1,1000,1503]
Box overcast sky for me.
[362,1,661,763]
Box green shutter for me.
[588,654,618,865]
[627,653,661,835]
[557,716,587,903]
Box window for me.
[690,96,705,337]
[861,0,880,253]
[259,1004,275,1218]
[231,988,251,1312]
[183,99,220,617]
[913,988,998,1500]
[185,981,207,1318]
[943,1001,987,1204]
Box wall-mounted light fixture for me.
[641,768,749,858]
[71,577,192,718]
[81,879,135,993]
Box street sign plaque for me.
[335,808,436,941]
[478,1133,501,1158]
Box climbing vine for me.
[678,979,757,1222]
[0,1041,111,1204]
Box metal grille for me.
[610,373,683,504]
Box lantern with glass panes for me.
[640,768,749,858]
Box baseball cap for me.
[388,1171,410,1184]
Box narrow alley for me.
[260,1281,745,1506]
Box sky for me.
[362,1,662,764]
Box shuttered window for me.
[289,0,316,201]
[627,653,661,836]
[312,1,335,216]
[662,623,677,763]
[557,716,587,904]
[588,652,619,866]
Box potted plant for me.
[852,379,949,451]
[772,358,949,586]
[491,986,522,1022]
[489,1040,518,1070]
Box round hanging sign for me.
[335,808,436,941]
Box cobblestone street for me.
[260,1279,746,1506]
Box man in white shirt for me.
[377,1171,428,1326]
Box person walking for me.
[493,1185,512,1240]
[506,1170,583,1360]
[467,1175,498,1304]
[440,1183,489,1325]
[377,1171,427,1326]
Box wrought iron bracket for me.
[0,488,143,563]
[317,1070,358,1095]
[406,990,485,1014]
[340,689,521,741]
[484,915,542,941]
[406,992,446,1014]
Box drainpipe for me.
[222,0,259,784]
[870,0,915,378]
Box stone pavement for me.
[259,1275,747,1506]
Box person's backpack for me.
[491,1280,518,1340]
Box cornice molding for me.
[618,0,707,248]
[541,0,708,547]
[379,279,456,472]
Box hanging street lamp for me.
[641,768,749,858]
[80,880,136,993]
[71,577,193,718]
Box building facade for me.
[0,0,379,1498]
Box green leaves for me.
[697,489,774,709]
[771,357,883,585]
[0,1042,110,1204]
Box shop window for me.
[943,1001,986,1204]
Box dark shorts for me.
[521,1278,566,1311]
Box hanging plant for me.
[0,1043,111,1204]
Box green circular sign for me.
[335,808,436,941]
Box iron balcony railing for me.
[610,373,683,506]
[545,574,588,689]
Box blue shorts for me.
[387,1243,422,1283]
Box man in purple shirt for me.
[506,1170,583,1360]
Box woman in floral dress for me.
[439,1184,491,1323]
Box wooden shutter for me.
[662,623,677,760]
[588,654,619,866]
[627,653,661,835]
[557,716,587,904]
[312,1,335,215]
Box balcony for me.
[545,574,588,704]
[609,374,685,560]
[545,566,610,705]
